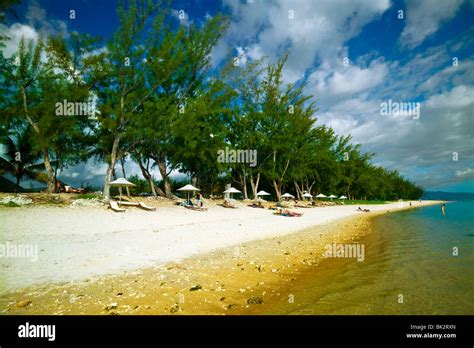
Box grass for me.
[0,201,21,207]
[75,193,102,200]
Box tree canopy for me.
[0,0,423,201]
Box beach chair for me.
[184,204,208,211]
[109,201,126,212]
[138,201,156,211]
[118,201,139,207]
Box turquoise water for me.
[270,201,474,314]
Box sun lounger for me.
[138,201,156,211]
[109,201,126,212]
[118,201,139,206]
[184,204,207,211]
[294,203,312,208]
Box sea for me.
[268,200,474,314]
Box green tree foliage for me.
[0,0,423,200]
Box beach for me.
[0,199,443,314]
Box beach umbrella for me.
[281,193,295,200]
[109,178,136,202]
[339,195,347,200]
[223,187,242,200]
[316,193,327,199]
[328,194,337,200]
[302,192,313,200]
[256,190,271,197]
[177,184,201,203]
[256,190,271,201]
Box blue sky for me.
[1,0,473,192]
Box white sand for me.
[0,200,441,293]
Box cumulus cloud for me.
[218,0,390,83]
[0,23,39,58]
[326,61,388,95]
[0,0,69,58]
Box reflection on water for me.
[268,201,474,315]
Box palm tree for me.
[0,126,45,188]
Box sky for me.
[1,0,473,192]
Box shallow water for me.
[267,201,474,314]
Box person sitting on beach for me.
[196,193,203,207]
[223,199,237,208]
[248,202,264,208]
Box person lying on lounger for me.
[357,207,370,212]
[223,199,237,208]
[274,209,303,217]
[248,202,264,208]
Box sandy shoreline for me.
[0,200,442,296]
[0,199,443,315]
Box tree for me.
[0,125,45,187]
[132,14,230,197]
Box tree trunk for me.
[155,153,172,198]
[272,179,282,201]
[239,170,248,200]
[21,86,55,193]
[120,157,130,197]
[138,158,164,197]
[294,180,303,200]
[43,149,55,193]
[249,173,260,199]
[103,133,121,200]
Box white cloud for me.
[326,61,388,95]
[426,85,474,109]
[400,0,464,49]
[1,0,70,58]
[219,0,390,83]
[0,23,39,58]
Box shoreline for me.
[0,200,444,314]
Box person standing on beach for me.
[441,204,446,216]
[197,192,203,207]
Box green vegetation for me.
[0,0,423,201]
[75,193,102,200]
[0,201,20,207]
